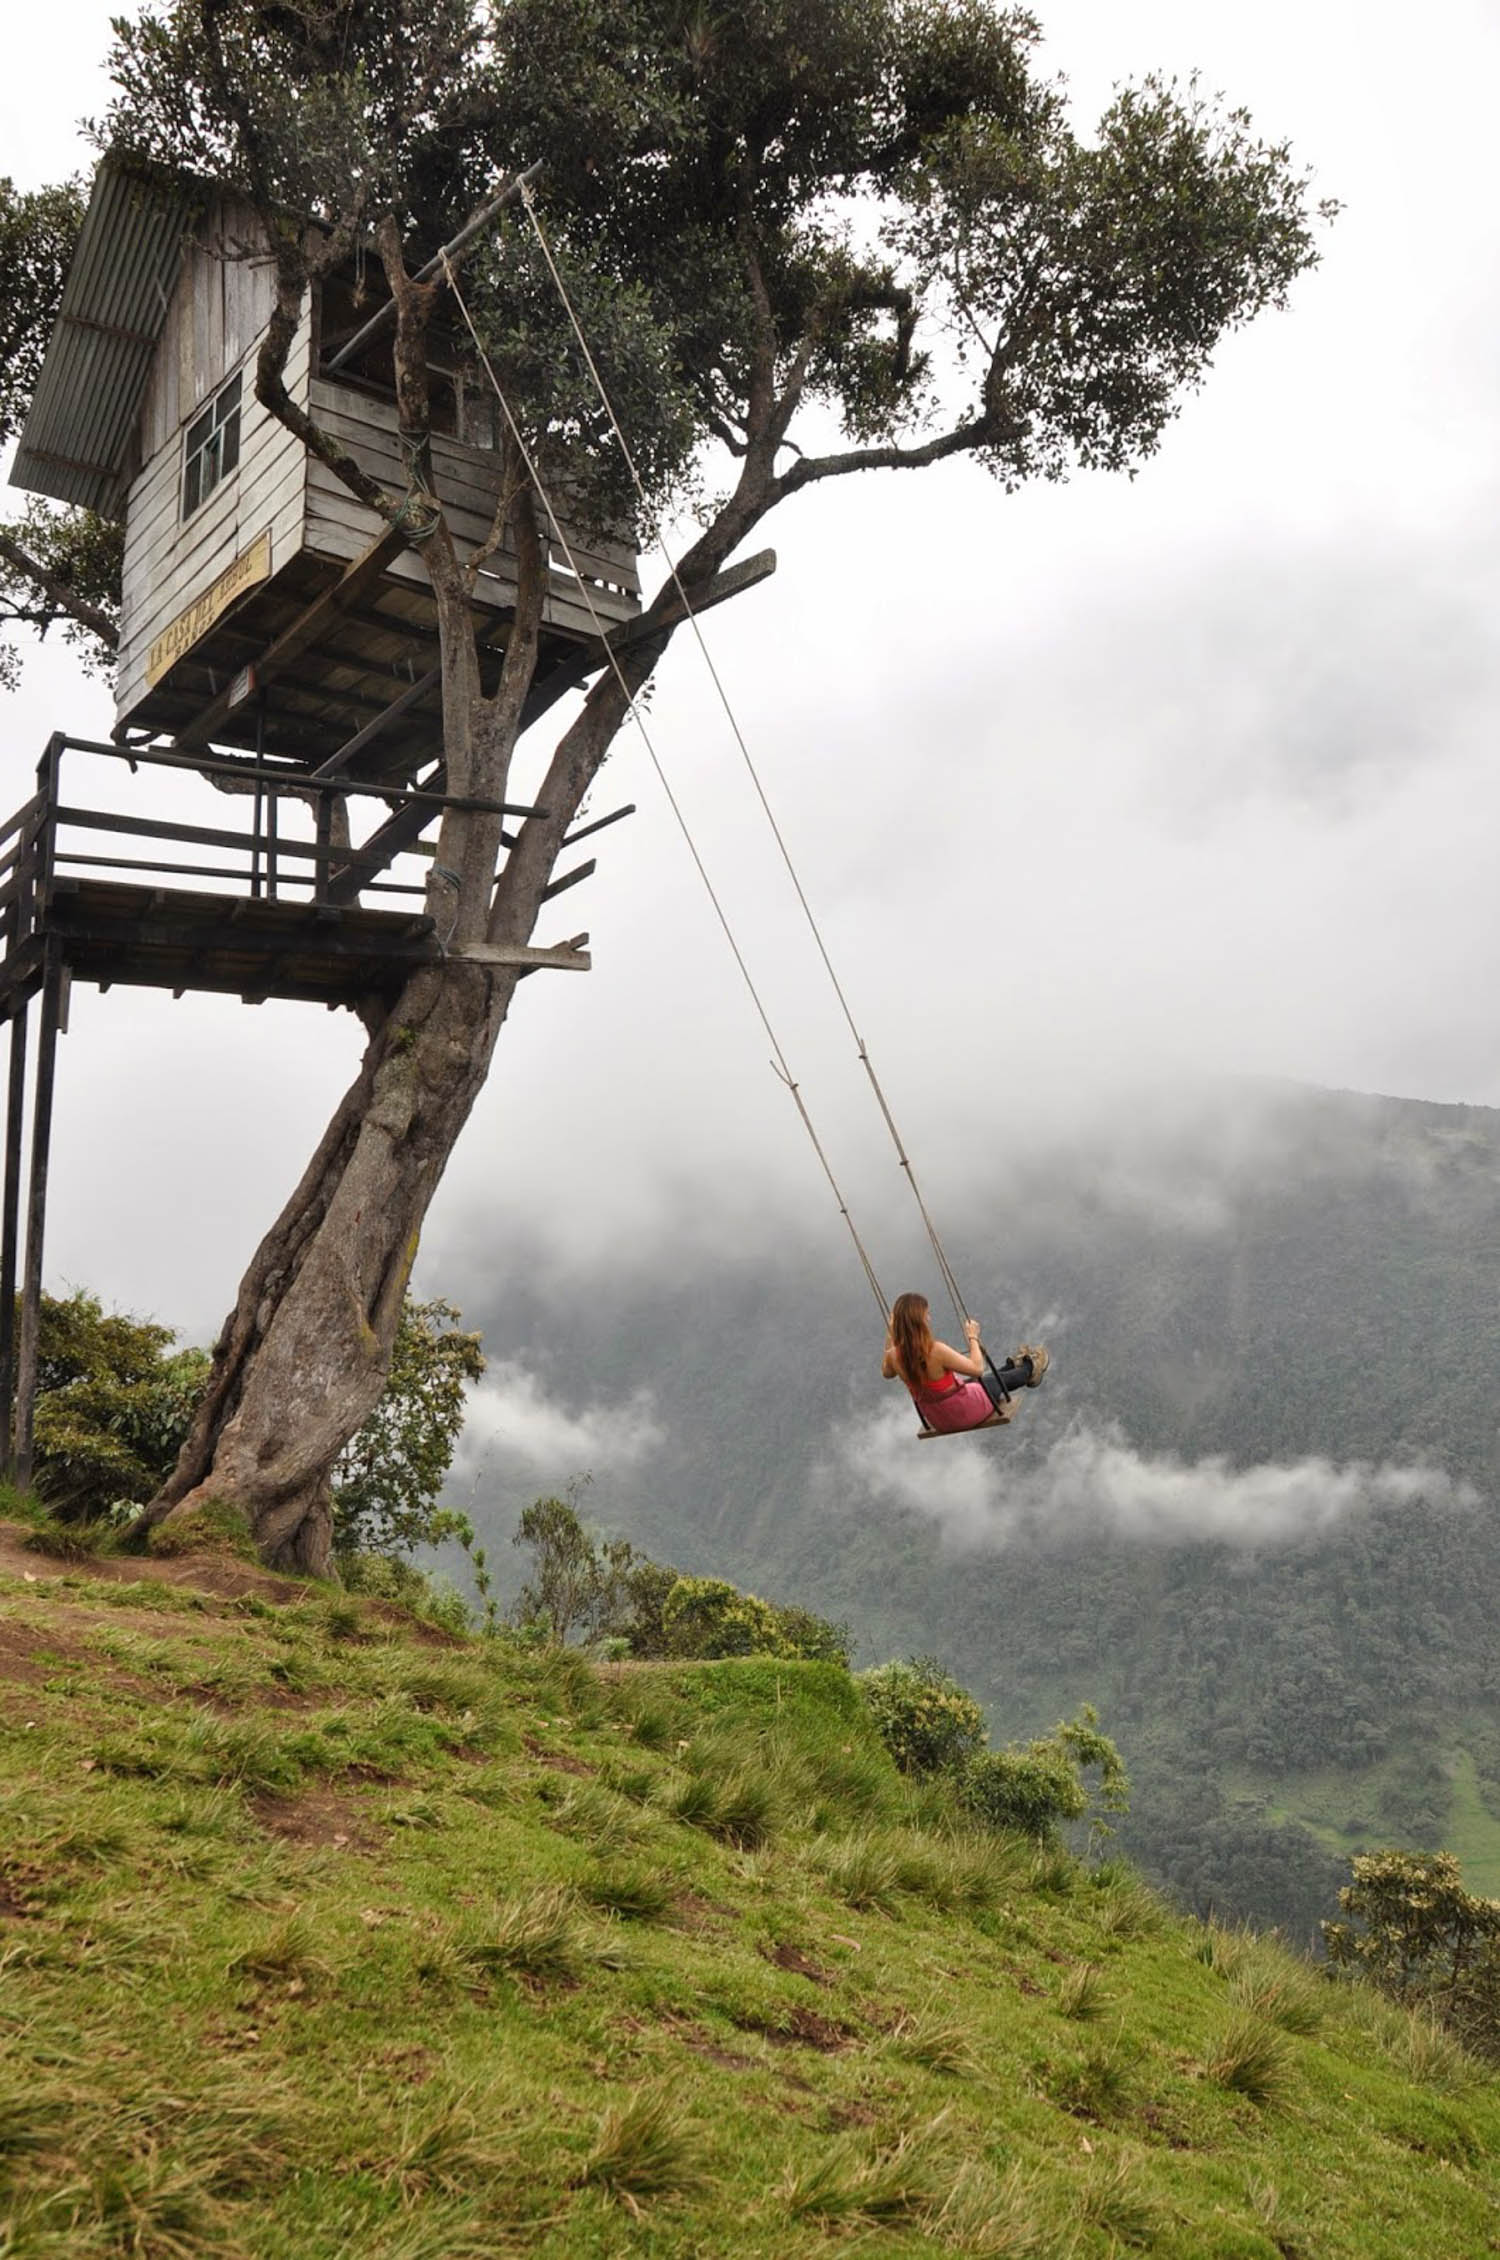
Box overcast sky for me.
[3,0,1498,1344]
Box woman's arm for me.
[882,1329,900,1380]
[934,1319,986,1379]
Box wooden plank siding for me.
[305,379,641,637]
[115,214,641,739]
[116,306,311,722]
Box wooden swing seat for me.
[916,1410,1010,1440]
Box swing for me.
[446,204,1056,1441]
[914,1345,1050,1440]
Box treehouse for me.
[0,159,659,1484]
[11,157,642,778]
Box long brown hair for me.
[890,1292,935,1392]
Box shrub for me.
[29,1290,209,1521]
[331,1297,484,1559]
[659,1575,848,1664]
[959,1708,1129,1847]
[961,1747,1086,1839]
[340,1550,474,1634]
[856,1659,987,1778]
[1323,1848,1500,2061]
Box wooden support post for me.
[0,999,29,1477]
[14,940,62,1491]
[313,793,333,907]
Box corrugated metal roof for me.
[11,160,197,518]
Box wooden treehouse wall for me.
[304,379,640,640]
[116,200,310,723]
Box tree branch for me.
[255,235,403,525]
[0,527,118,650]
[736,181,779,461]
[773,414,996,498]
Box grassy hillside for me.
[4,1529,1500,2258]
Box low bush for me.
[959,1709,1130,1849]
[659,1575,849,1665]
[856,1658,987,1778]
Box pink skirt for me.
[912,1378,996,1432]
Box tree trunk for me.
[138,954,520,1573]
[135,616,661,1575]
[133,204,773,1574]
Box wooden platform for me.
[116,546,633,777]
[0,877,443,1018]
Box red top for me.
[915,1369,959,1397]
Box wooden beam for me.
[13,941,62,1488]
[324,762,444,904]
[448,941,590,972]
[517,930,587,980]
[541,858,595,903]
[517,548,778,735]
[310,666,442,782]
[323,554,773,902]
[171,524,411,752]
[0,1000,28,1473]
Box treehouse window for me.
[182,372,242,518]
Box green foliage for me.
[659,1575,849,1665]
[510,1490,656,1645]
[509,1500,849,1663]
[0,500,122,688]
[857,1657,987,1777]
[1324,1850,1500,2061]
[0,176,82,446]
[0,166,120,687]
[100,0,1328,553]
[29,1290,209,1521]
[332,1297,484,1560]
[338,1549,476,1636]
[958,1711,1127,1848]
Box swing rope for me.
[514,182,982,1347]
[443,253,891,1327]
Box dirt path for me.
[0,1520,309,1606]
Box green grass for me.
[1246,1743,1500,1900]
[1439,1750,1500,1898]
[4,1529,1500,2257]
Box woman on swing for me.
[883,1293,1044,1434]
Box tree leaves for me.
[0,176,83,450]
[331,1298,485,1558]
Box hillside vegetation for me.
[3,1527,1499,2258]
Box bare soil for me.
[252,1785,382,1851]
[0,1521,307,1604]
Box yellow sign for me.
[146,529,273,686]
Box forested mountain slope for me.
[458,1083,1500,1940]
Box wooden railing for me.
[0,733,550,948]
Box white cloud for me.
[455,1362,665,1483]
[836,1409,1476,1552]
